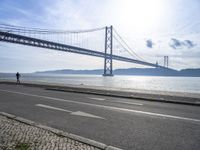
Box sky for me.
[0,0,200,73]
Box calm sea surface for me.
[0,73,200,94]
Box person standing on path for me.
[16,72,21,84]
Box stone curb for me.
[1,81,200,106]
[0,112,122,150]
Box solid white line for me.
[0,89,200,123]
[36,104,72,113]
[88,97,106,101]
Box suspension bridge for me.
[0,24,170,76]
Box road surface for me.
[0,84,199,150]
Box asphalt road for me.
[0,84,200,150]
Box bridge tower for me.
[164,56,169,68]
[103,26,113,76]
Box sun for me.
[116,0,165,34]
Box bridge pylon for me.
[103,26,113,76]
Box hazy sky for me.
[0,0,200,73]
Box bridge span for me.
[0,24,170,76]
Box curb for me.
[1,81,200,106]
[0,112,122,150]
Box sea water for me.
[0,73,200,94]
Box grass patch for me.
[15,142,30,150]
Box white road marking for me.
[71,111,104,119]
[88,97,143,105]
[36,104,72,113]
[36,104,104,119]
[0,89,200,123]
[115,101,143,106]
[88,97,106,101]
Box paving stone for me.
[0,116,101,150]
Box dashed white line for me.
[36,104,104,119]
[88,97,106,101]
[36,104,72,113]
[88,97,143,106]
[115,101,143,106]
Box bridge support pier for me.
[103,26,113,76]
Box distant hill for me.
[179,69,200,76]
[36,69,103,75]
[35,68,200,77]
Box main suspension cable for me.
[113,28,145,61]
[0,23,106,34]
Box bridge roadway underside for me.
[0,31,160,68]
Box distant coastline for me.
[35,68,200,77]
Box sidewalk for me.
[0,113,120,150]
[0,81,200,106]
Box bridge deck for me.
[0,31,167,69]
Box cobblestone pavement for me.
[0,116,101,150]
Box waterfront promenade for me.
[0,82,200,149]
